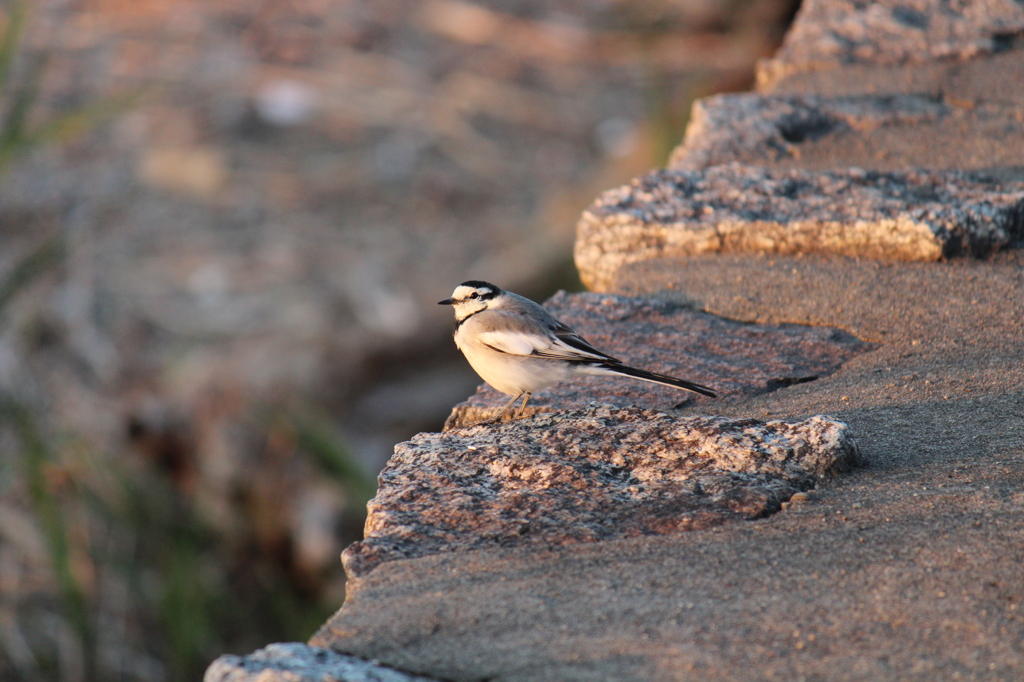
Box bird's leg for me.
[515,392,532,418]
[497,392,524,420]
[477,393,534,426]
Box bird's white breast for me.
[455,314,576,396]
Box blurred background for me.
[0,0,798,679]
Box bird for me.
[439,280,716,420]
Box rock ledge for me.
[576,163,1024,291]
[343,405,861,578]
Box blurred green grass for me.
[2,397,361,681]
[0,3,366,678]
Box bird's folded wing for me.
[550,324,619,363]
[477,329,612,363]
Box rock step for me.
[576,164,1024,291]
[670,93,1024,178]
[757,0,1024,98]
[343,405,860,578]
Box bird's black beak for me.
[438,298,456,305]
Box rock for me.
[669,93,1024,179]
[301,0,1024,679]
[758,0,1024,92]
[445,290,875,428]
[310,251,1024,682]
[755,0,1024,107]
[575,164,1024,291]
[204,642,441,682]
[342,405,860,578]
[670,93,851,170]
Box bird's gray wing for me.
[474,309,617,364]
[545,319,619,363]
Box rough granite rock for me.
[668,93,1024,178]
[445,290,875,428]
[341,406,860,577]
[757,0,1024,89]
[575,164,1024,291]
[671,93,859,170]
[670,93,943,169]
[204,643,441,682]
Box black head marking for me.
[459,280,501,301]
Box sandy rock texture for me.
[311,251,1024,682]
[668,93,1024,177]
[342,406,860,577]
[576,164,1024,290]
[446,290,874,427]
[204,643,440,682]
[758,0,1024,88]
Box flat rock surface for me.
[342,407,860,577]
[758,0,1024,95]
[575,164,1024,290]
[445,291,874,428]
[313,252,1024,682]
[669,93,1024,179]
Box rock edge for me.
[343,405,861,578]
[576,163,1024,291]
[204,642,443,682]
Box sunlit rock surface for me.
[343,406,860,577]
[446,291,875,428]
[576,164,1024,290]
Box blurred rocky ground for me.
[0,0,797,679]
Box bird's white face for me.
[439,282,500,321]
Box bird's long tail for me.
[598,364,717,398]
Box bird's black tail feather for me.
[605,364,717,398]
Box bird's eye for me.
[469,292,478,299]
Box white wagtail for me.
[439,280,716,419]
